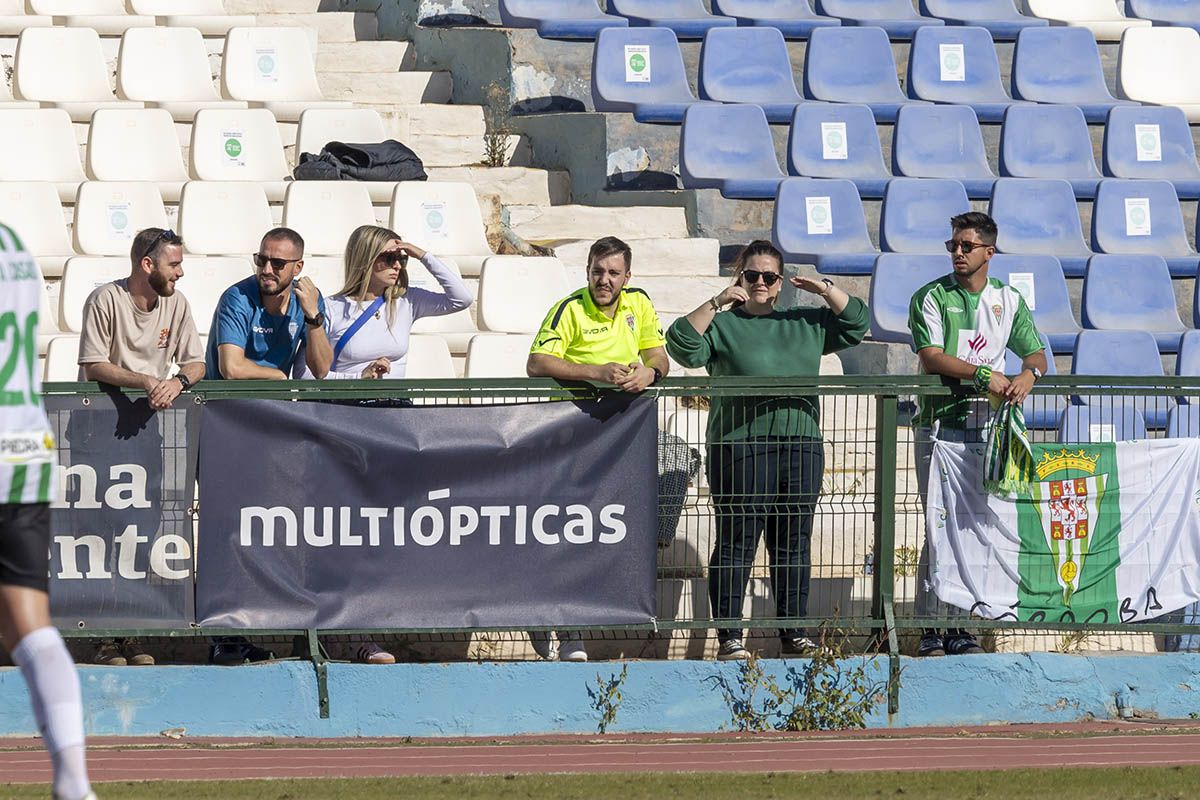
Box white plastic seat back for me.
[295,108,388,157]
[44,335,81,382]
[0,110,84,199]
[0,182,74,275]
[14,27,118,102]
[181,256,254,336]
[477,256,571,334]
[281,182,376,257]
[464,333,536,378]
[117,26,222,103]
[190,108,289,182]
[178,181,272,256]
[405,334,455,379]
[32,0,135,13]
[1025,0,1150,39]
[59,256,128,333]
[1117,28,1200,112]
[73,182,169,256]
[389,182,493,275]
[222,26,324,102]
[87,109,188,184]
[295,256,347,298]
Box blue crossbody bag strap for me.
[332,295,387,370]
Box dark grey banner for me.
[46,390,198,628]
[196,396,658,630]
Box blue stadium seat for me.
[1166,404,1200,437]
[607,0,736,39]
[989,254,1082,355]
[868,253,951,343]
[679,103,785,198]
[1175,329,1200,405]
[786,102,891,197]
[710,0,841,38]
[906,26,1022,122]
[1004,333,1064,429]
[892,104,995,197]
[879,178,970,253]
[999,105,1102,198]
[698,27,802,123]
[1091,178,1200,278]
[1081,255,1187,352]
[772,177,878,275]
[591,27,707,123]
[1010,27,1136,124]
[802,26,928,122]
[919,0,1046,40]
[989,178,1095,277]
[1128,0,1200,35]
[815,0,943,39]
[1071,329,1169,428]
[499,0,628,38]
[1103,106,1200,200]
[1057,405,1148,442]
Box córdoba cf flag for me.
[927,439,1200,623]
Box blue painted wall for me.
[3,654,1200,738]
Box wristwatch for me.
[304,311,325,328]
[707,295,722,312]
[175,373,191,391]
[651,367,663,385]
[1029,366,1043,381]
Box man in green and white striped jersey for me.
[907,212,1048,659]
[0,224,94,800]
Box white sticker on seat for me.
[1089,423,1116,443]
[1135,124,1162,162]
[939,44,965,82]
[106,203,132,241]
[222,130,245,167]
[806,196,833,235]
[255,48,278,83]
[821,122,848,160]
[624,45,651,83]
[422,202,449,241]
[1007,272,1036,311]
[1124,197,1152,236]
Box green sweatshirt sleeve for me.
[665,316,713,369]
[822,296,870,355]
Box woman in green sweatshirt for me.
[665,240,869,661]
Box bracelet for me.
[820,277,834,296]
[707,295,722,312]
[973,365,993,395]
[176,373,191,391]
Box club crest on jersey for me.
[625,313,636,331]
[991,304,1003,324]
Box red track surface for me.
[4,725,1200,784]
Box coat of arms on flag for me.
[1033,450,1102,607]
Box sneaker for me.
[93,640,127,667]
[717,638,751,661]
[209,638,275,666]
[558,639,588,662]
[122,638,155,666]
[529,631,557,660]
[780,636,819,657]
[917,633,946,657]
[356,641,396,664]
[945,633,985,655]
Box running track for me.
[4,725,1200,784]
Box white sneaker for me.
[529,631,557,660]
[356,641,396,664]
[717,638,751,661]
[558,639,588,662]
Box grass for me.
[4,767,1200,800]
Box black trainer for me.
[917,633,946,657]
[945,633,985,655]
[209,637,275,666]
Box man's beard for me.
[257,275,290,296]
[148,270,175,297]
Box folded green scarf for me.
[983,400,1034,497]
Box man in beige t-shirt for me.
[77,227,205,407]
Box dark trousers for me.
[707,438,824,643]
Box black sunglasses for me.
[944,239,988,255]
[139,228,177,264]
[742,269,781,286]
[253,253,303,270]
[378,250,409,268]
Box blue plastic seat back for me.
[1004,331,1063,429]
[608,0,736,35]
[1000,105,1101,182]
[1004,331,1055,375]
[879,178,969,252]
[500,0,627,36]
[1179,330,1200,375]
[1091,179,1193,258]
[698,27,802,105]
[1167,404,1200,438]
[802,26,906,104]
[1057,405,1148,442]
[907,26,1010,104]
[786,102,888,182]
[1072,330,1164,377]
[1010,27,1115,104]
[679,103,783,188]
[892,104,994,180]
[592,27,694,112]
[711,0,837,24]
[818,0,925,21]
[868,253,952,343]
[988,254,1080,336]
[1103,106,1200,183]
[1128,0,1200,24]
[772,177,875,258]
[921,0,1026,20]
[1081,254,1185,333]
[989,179,1091,258]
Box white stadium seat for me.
[476,256,571,334]
[180,256,255,336]
[30,0,153,35]
[86,109,189,202]
[1117,27,1200,122]
[13,28,144,121]
[405,334,456,379]
[72,182,170,257]
[407,257,478,354]
[0,110,85,202]
[390,182,494,277]
[0,182,77,277]
[296,256,346,298]
[117,27,249,122]
[1024,0,1151,41]
[189,108,290,202]
[59,256,127,333]
[464,333,536,378]
[221,27,351,122]
[0,1,52,35]
[177,181,272,256]
[44,335,81,382]
[295,108,388,158]
[129,0,253,37]
[281,182,376,257]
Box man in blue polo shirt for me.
[205,227,332,381]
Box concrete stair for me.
[425,167,570,207]
[255,12,377,42]
[316,41,413,72]
[507,204,691,243]
[408,133,530,169]
[318,71,453,105]
[552,237,720,276]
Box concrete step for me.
[550,237,720,276]
[376,104,486,139]
[425,166,570,207]
[316,41,414,73]
[507,205,691,243]
[319,71,453,105]
[255,12,377,42]
[629,275,730,316]
[409,134,530,169]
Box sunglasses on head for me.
[140,228,177,264]
[378,250,409,268]
[944,239,988,255]
[742,269,781,286]
[253,253,303,270]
